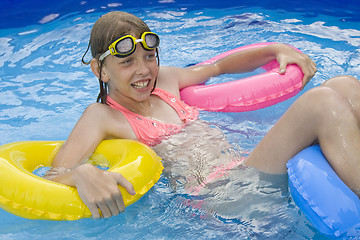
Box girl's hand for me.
[72,163,135,219]
[273,43,317,89]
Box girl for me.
[46,11,359,219]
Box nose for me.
[135,56,151,76]
[136,63,150,76]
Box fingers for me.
[115,195,126,214]
[73,164,135,219]
[85,193,121,219]
[86,185,125,219]
[300,55,317,89]
[113,172,136,195]
[276,45,317,90]
[279,62,287,74]
[96,172,135,218]
[281,53,317,90]
[94,172,133,218]
[87,202,102,219]
[279,57,317,90]
[97,191,122,218]
[97,201,113,218]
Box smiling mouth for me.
[131,80,150,89]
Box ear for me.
[90,59,110,83]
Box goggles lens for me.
[143,33,159,49]
[116,37,134,54]
[99,32,159,61]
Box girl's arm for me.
[169,43,316,90]
[47,103,135,218]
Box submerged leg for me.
[245,75,360,192]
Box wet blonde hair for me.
[82,11,159,103]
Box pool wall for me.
[1,0,359,29]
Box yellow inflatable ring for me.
[0,139,163,220]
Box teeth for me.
[131,80,149,89]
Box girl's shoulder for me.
[83,103,136,139]
[158,66,184,81]
[84,102,127,123]
[84,102,110,115]
[157,66,184,94]
[159,64,219,90]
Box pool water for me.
[0,0,360,239]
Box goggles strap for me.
[99,50,110,61]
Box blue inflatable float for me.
[287,145,360,237]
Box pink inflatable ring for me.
[180,43,304,112]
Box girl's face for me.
[101,45,159,103]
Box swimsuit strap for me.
[106,88,198,146]
[150,88,198,123]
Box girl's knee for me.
[322,75,359,88]
[302,87,354,118]
[302,87,359,136]
[302,86,339,105]
[321,75,360,118]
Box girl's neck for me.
[108,92,155,116]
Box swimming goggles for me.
[99,32,160,61]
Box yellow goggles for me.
[99,32,160,61]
